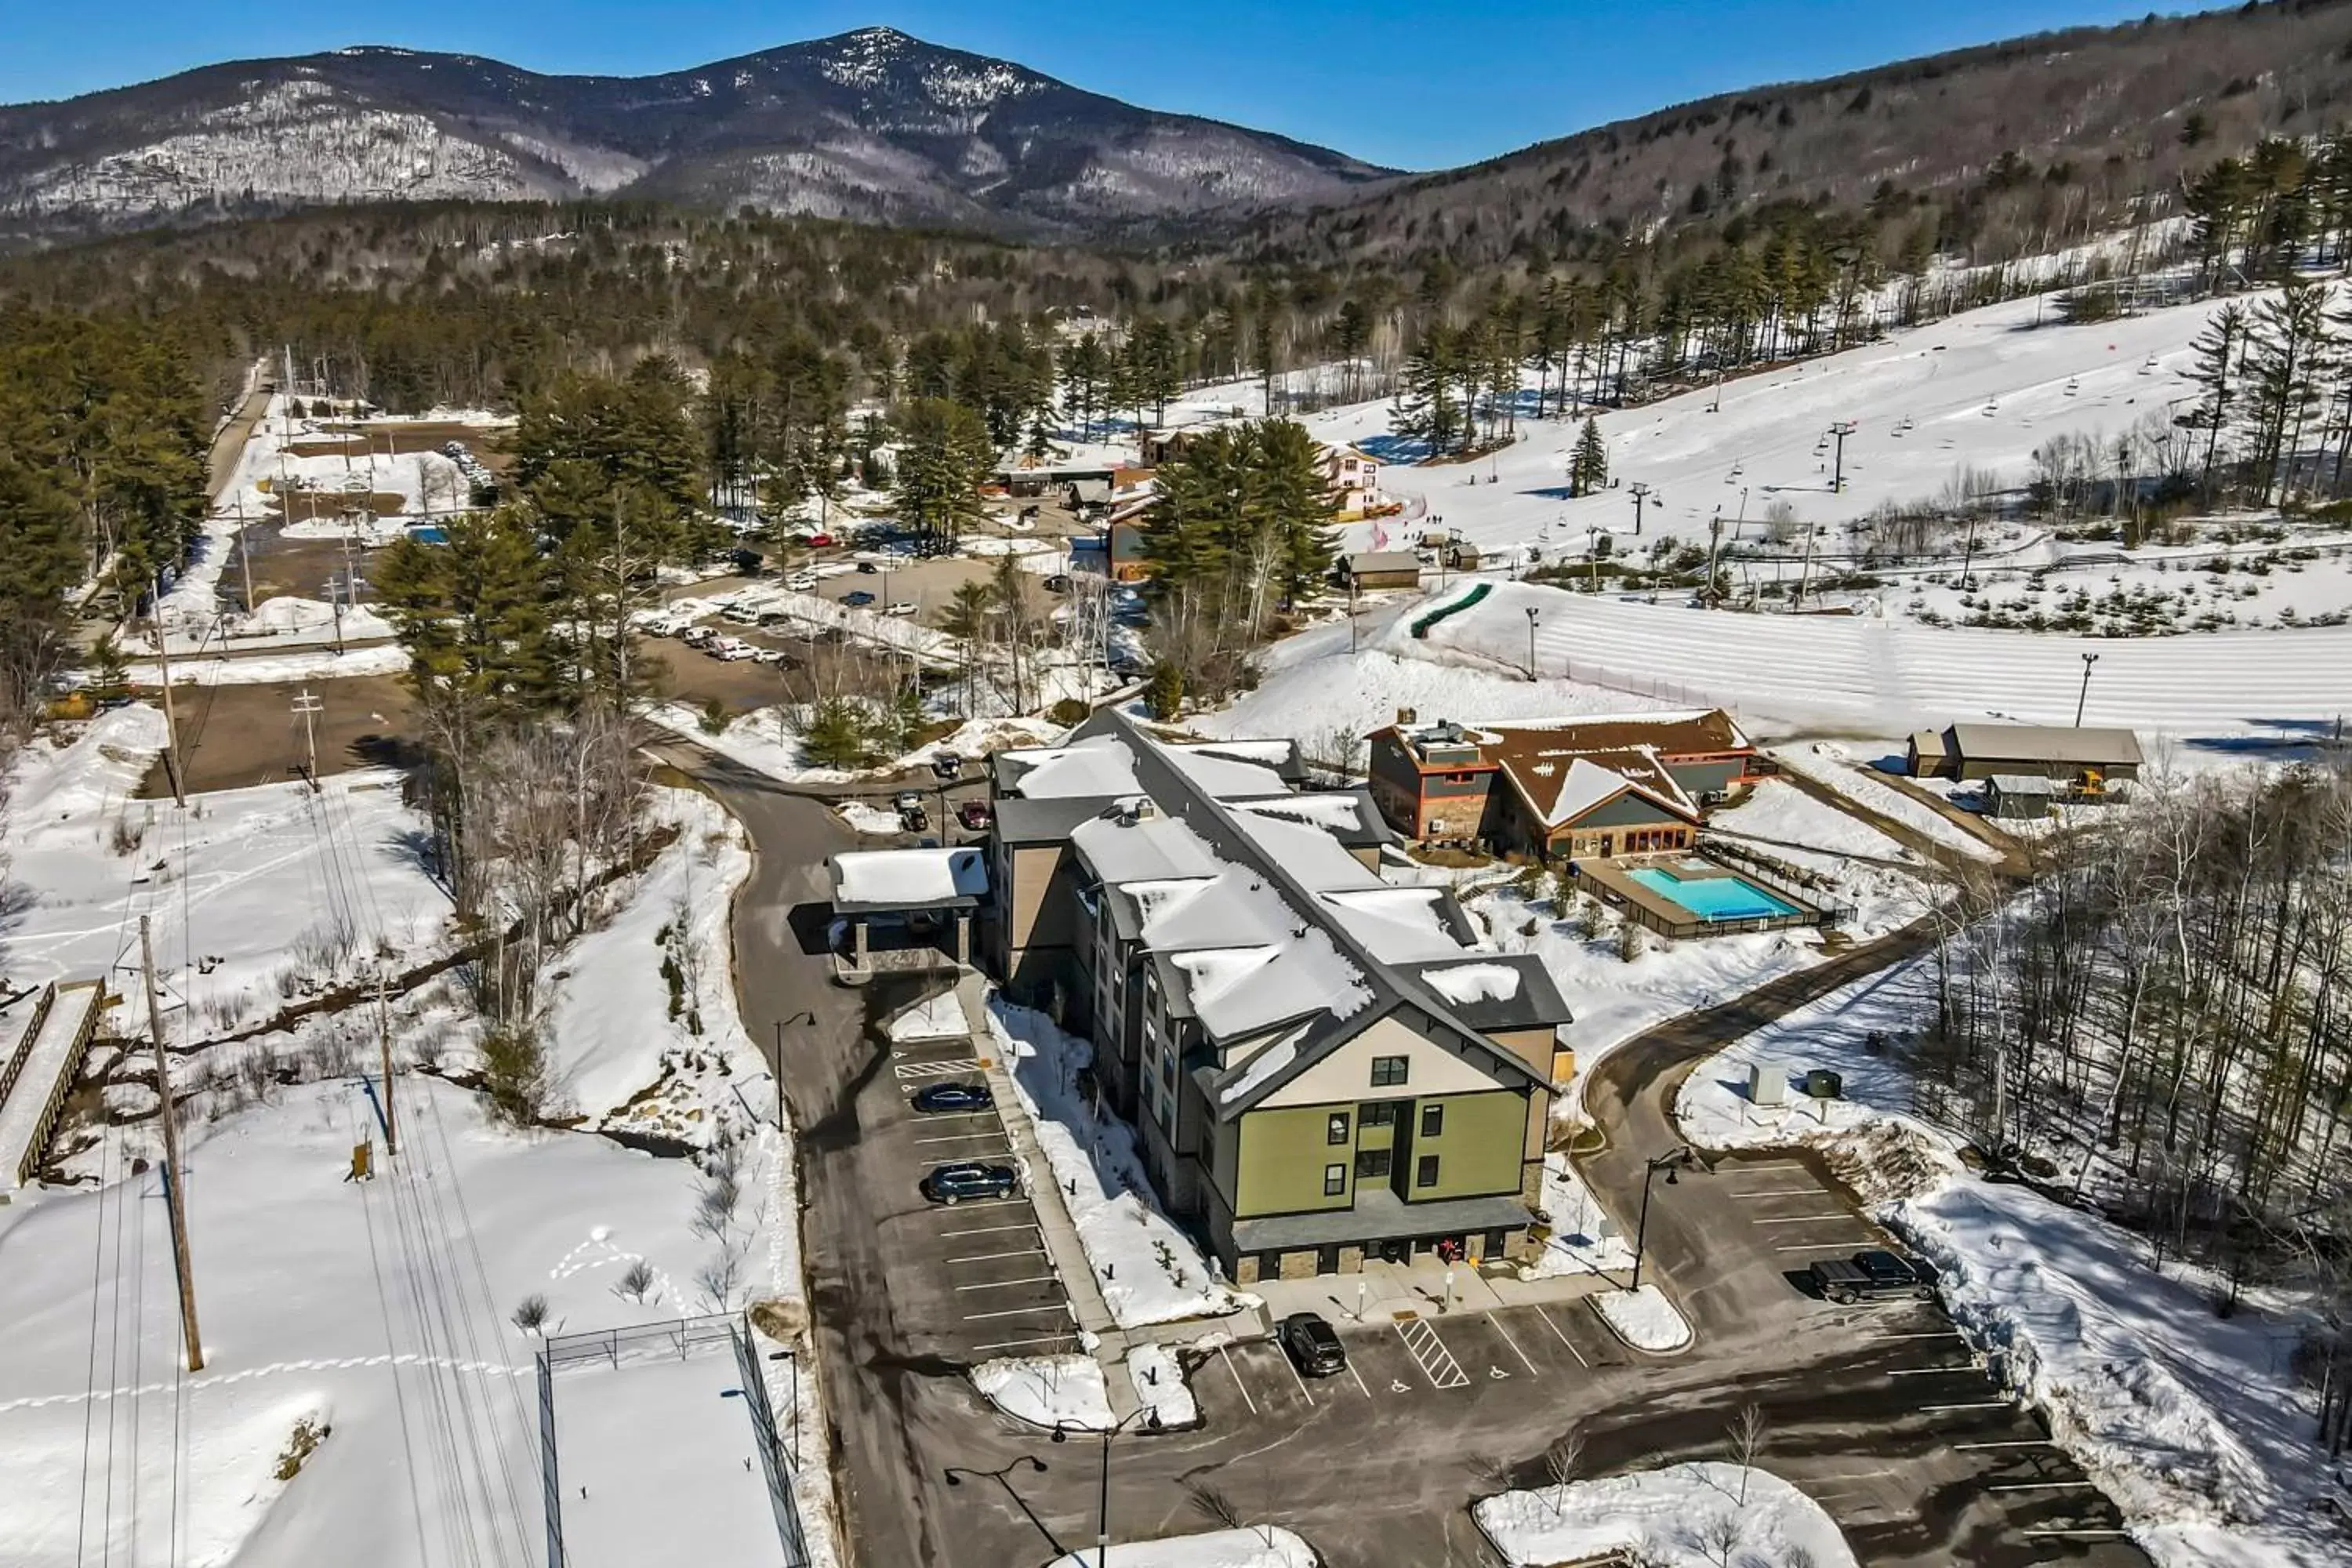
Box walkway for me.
[0,981,107,1190]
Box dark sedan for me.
[910,1082,993,1115]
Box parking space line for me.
[1920,1401,2011,1413]
[1987,1482,2097,1493]
[909,1111,999,1121]
[1775,1242,1864,1253]
[1887,1366,1966,1377]
[1392,1318,1470,1390]
[1751,1213,1855,1225]
[1485,1315,1540,1377]
[1953,1439,2053,1450]
[1871,1330,1962,1341]
[954,1276,1058,1292]
[1274,1342,1314,1404]
[971,1334,1076,1353]
[961,1304,1073,1322]
[939,1222,1038,1239]
[1529,1305,1588,1369]
[1218,1345,1258,1416]
[913,1132,1011,1145]
[949,1247,1046,1265]
[931,1197,1027,1211]
[2020,1529,2129,1538]
[1343,1358,1372,1399]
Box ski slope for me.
[1305,289,2259,560]
[1401,577,2350,738]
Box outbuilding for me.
[1343,550,1424,591]
[1910,723,2143,786]
[1984,774,2062,820]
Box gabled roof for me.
[1502,748,1700,829]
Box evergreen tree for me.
[2245,281,2334,503]
[372,506,558,738]
[892,397,993,541]
[1570,417,1610,497]
[2185,302,2249,494]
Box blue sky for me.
[1,1,2202,170]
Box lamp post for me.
[771,1011,815,1129]
[1586,526,1602,594]
[2074,652,2100,728]
[1524,606,1541,683]
[1054,1407,1163,1567]
[1630,1145,1696,1291]
[944,1454,1051,1537]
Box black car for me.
[911,1082,993,1115]
[920,1160,1018,1204]
[1276,1312,1347,1377]
[1809,1248,1934,1305]
[857,561,880,574]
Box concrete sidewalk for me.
[1246,1251,1620,1327]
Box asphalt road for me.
[673,747,2151,1568]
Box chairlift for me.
[2064,377,2080,397]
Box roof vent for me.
[1109,795,1157,827]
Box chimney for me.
[1397,707,1417,726]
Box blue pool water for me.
[1626,866,1801,921]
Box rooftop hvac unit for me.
[1802,1069,1843,1100]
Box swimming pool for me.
[1626,866,1802,922]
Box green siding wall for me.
[1399,1091,1527,1201]
[1576,792,1689,830]
[1236,1105,1356,1216]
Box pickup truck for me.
[1808,1249,1934,1305]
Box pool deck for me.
[1571,852,1824,939]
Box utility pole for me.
[2074,652,2100,727]
[149,576,186,807]
[1705,510,1725,608]
[234,488,256,615]
[1586,526,1602,593]
[291,688,323,787]
[1628,481,1654,536]
[141,916,205,1373]
[377,969,397,1158]
[1523,607,1541,682]
[1827,421,1858,494]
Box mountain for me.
[0,27,1393,241]
[1233,0,2352,269]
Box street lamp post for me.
[1054,1408,1163,1567]
[1524,606,1541,683]
[2074,652,2100,728]
[1630,1145,1696,1291]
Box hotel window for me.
[1323,1163,1348,1197]
[1421,1103,1445,1138]
[1359,1101,1396,1127]
[1416,1155,1441,1189]
[1370,1055,1409,1088]
[1327,1111,1351,1145]
[1356,1149,1392,1180]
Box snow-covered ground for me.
[985,1000,1258,1328]
[1770,742,2004,863]
[0,715,837,1568]
[1474,1461,1857,1568]
[1589,1284,1692,1352]
[1517,1152,1635,1282]
[2,704,450,1020]
[1044,1527,1319,1568]
[1472,882,1828,1113]
[644,706,1062,787]
[971,1354,1114,1431]
[122,642,411,688]
[1671,958,2342,1568]
[1125,1342,1199,1429]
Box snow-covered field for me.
[1474,1461,1857,1568]
[1671,958,2343,1568]
[1770,742,2004,863]
[985,1000,1257,1328]
[3,704,450,1018]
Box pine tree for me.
[2184,303,2248,495]
[1570,417,1610,497]
[892,397,993,541]
[2245,281,2334,503]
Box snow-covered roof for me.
[996,735,1144,798]
[829,848,988,911]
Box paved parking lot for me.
[869,1018,1082,1360]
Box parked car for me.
[930,754,964,780]
[920,1161,1017,1204]
[681,626,719,648]
[885,601,918,617]
[910,1082,993,1115]
[1808,1250,1933,1305]
[856,561,880,574]
[785,572,820,591]
[753,648,792,667]
[956,799,993,832]
[1043,574,1073,593]
[723,603,764,624]
[805,532,836,548]
[842,590,877,608]
[713,638,760,661]
[1276,1312,1347,1377]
